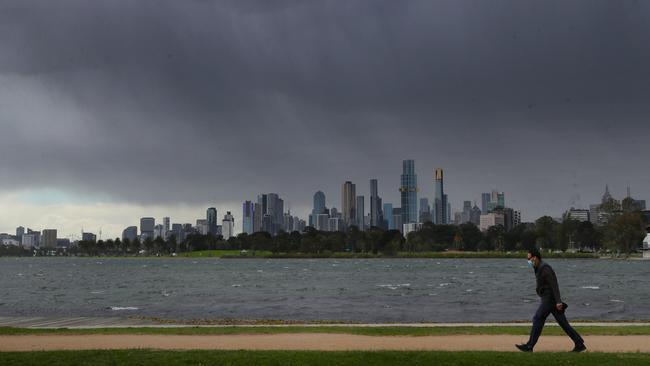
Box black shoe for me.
[571,344,587,353]
[516,343,533,352]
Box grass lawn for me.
[0,350,649,366]
[2,325,650,336]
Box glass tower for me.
[400,160,418,224]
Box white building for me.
[22,232,40,249]
[480,213,505,231]
[403,222,423,237]
[567,208,590,222]
[222,211,235,240]
[643,231,650,259]
[1,238,20,246]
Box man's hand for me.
[556,303,564,311]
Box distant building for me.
[21,232,40,249]
[257,193,284,235]
[341,181,357,227]
[392,207,403,233]
[222,211,234,240]
[481,193,491,214]
[16,226,25,241]
[195,219,209,235]
[356,195,365,231]
[470,205,482,226]
[311,191,327,227]
[328,217,342,232]
[56,238,71,248]
[153,224,165,240]
[122,226,138,242]
[434,168,446,224]
[41,229,57,248]
[480,213,505,231]
[419,198,432,223]
[140,217,155,239]
[513,210,522,226]
[242,201,255,235]
[316,213,330,231]
[567,208,590,222]
[400,160,418,224]
[207,207,218,235]
[82,232,97,242]
[370,179,383,228]
[461,200,472,224]
[253,203,262,232]
[383,203,394,230]
[163,217,170,234]
[403,222,423,237]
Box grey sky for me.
[1,0,649,237]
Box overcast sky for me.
[1,0,649,239]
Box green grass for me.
[2,325,650,336]
[180,250,273,258]
[179,250,598,259]
[0,350,649,366]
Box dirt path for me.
[1,334,649,352]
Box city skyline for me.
[2,1,650,239]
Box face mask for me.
[527,260,534,268]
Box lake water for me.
[0,257,648,322]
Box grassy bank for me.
[1,350,648,366]
[2,325,650,336]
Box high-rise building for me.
[122,226,138,242]
[154,224,165,239]
[470,204,482,226]
[481,193,491,214]
[242,201,255,234]
[383,203,393,230]
[567,208,590,222]
[369,179,383,228]
[257,193,284,235]
[341,181,356,227]
[434,168,446,224]
[253,202,262,232]
[21,232,40,248]
[310,191,327,227]
[392,207,403,233]
[461,200,472,224]
[140,217,155,240]
[316,213,330,231]
[207,208,218,235]
[82,232,97,242]
[196,219,209,235]
[400,160,418,224]
[356,196,365,231]
[497,192,505,208]
[222,211,234,240]
[446,199,451,224]
[419,198,432,223]
[479,212,505,231]
[41,229,57,248]
[163,217,170,234]
[514,210,522,226]
[16,226,25,241]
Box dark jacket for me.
[534,261,562,303]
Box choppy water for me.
[0,257,648,322]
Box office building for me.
[154,224,165,240]
[140,217,155,239]
[21,232,40,248]
[207,207,218,235]
[481,193,491,214]
[257,193,284,235]
[383,203,393,230]
[479,213,505,231]
[16,226,25,241]
[470,204,482,226]
[122,226,138,242]
[369,179,383,228]
[242,201,255,234]
[311,191,327,227]
[567,208,590,222]
[400,160,418,224]
[392,207,403,233]
[82,232,97,242]
[316,213,330,231]
[41,229,57,248]
[434,168,446,224]
[404,222,423,237]
[222,211,234,240]
[419,198,432,223]
[356,195,365,230]
[341,181,357,227]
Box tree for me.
[457,223,483,251]
[535,216,558,250]
[603,212,646,256]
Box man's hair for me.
[528,247,542,259]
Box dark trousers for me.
[527,296,584,348]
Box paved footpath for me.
[1,334,650,352]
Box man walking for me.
[516,248,586,352]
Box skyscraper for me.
[222,211,234,240]
[163,217,170,234]
[356,195,365,231]
[257,193,284,235]
[122,226,138,242]
[419,198,432,223]
[369,179,383,228]
[481,193,491,214]
[400,160,418,224]
[242,201,255,234]
[383,203,393,230]
[434,168,447,224]
[140,217,155,240]
[41,229,57,248]
[311,191,326,226]
[207,207,218,235]
[341,181,356,227]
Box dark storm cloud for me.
[1,0,649,219]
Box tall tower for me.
[356,195,365,231]
[242,201,255,234]
[434,168,446,224]
[370,179,383,228]
[341,181,357,227]
[206,207,218,235]
[400,160,418,224]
